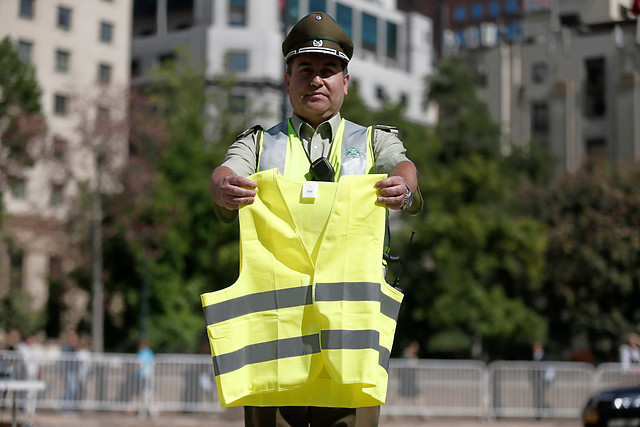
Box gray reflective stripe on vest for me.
[258,120,370,176]
[258,121,288,174]
[315,281,402,320]
[211,329,391,377]
[321,330,392,371]
[203,285,313,326]
[212,334,321,377]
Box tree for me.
[96,52,268,353]
[0,36,46,214]
[343,57,548,360]
[539,162,640,361]
[0,36,46,336]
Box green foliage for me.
[0,290,45,337]
[97,50,263,353]
[344,56,548,360]
[539,162,640,360]
[0,36,45,168]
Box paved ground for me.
[1,408,583,427]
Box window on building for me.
[386,21,398,59]
[58,6,72,30]
[375,86,386,101]
[158,52,176,64]
[55,49,70,72]
[531,62,549,84]
[98,63,112,84]
[453,5,467,22]
[505,23,520,40]
[505,0,519,14]
[9,176,26,200]
[100,21,114,43]
[286,0,299,27]
[400,93,408,106]
[489,1,500,17]
[131,59,141,77]
[309,0,326,12]
[225,51,249,71]
[229,0,247,26]
[336,4,353,37]
[472,3,483,20]
[586,138,606,162]
[229,93,247,114]
[51,183,64,206]
[17,40,32,63]
[96,107,110,128]
[54,94,68,115]
[53,136,67,160]
[456,30,466,47]
[585,57,606,117]
[9,247,23,290]
[531,102,549,133]
[362,13,377,53]
[19,0,34,18]
[49,256,63,278]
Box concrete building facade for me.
[0,0,132,312]
[460,0,640,174]
[131,0,437,127]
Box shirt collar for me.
[290,113,343,140]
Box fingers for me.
[375,176,406,210]
[219,176,257,210]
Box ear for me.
[343,73,349,95]
[285,73,291,94]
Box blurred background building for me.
[130,0,437,127]
[0,0,132,320]
[0,0,639,343]
[401,0,640,173]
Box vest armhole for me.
[236,125,264,169]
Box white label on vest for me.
[302,183,319,199]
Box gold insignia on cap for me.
[313,40,323,47]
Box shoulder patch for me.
[237,125,263,139]
[374,125,399,135]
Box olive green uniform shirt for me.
[216,113,421,222]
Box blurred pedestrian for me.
[530,341,554,419]
[399,341,420,400]
[60,331,80,412]
[133,340,155,418]
[619,332,640,372]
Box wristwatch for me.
[402,185,414,210]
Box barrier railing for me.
[0,350,636,420]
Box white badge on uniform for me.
[302,182,319,199]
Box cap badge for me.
[313,39,323,47]
[315,15,322,20]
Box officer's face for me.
[285,53,349,128]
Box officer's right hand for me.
[211,167,257,210]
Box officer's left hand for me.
[375,176,407,210]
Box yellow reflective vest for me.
[257,118,375,180]
[201,169,403,407]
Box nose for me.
[310,73,323,87]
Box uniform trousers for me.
[244,406,380,427]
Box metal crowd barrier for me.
[0,350,636,420]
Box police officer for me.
[209,11,422,427]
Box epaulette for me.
[374,125,399,135]
[237,125,263,139]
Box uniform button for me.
[313,145,318,149]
